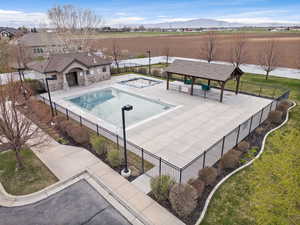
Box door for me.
[66,72,78,87]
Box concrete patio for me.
[48,74,272,168]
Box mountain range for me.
[126,18,300,28]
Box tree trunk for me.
[15,149,24,170]
[266,71,269,80]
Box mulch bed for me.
[149,113,288,225]
[17,102,139,182]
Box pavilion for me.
[164,60,244,102]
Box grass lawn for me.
[200,74,300,225]
[0,149,58,195]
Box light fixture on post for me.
[121,104,133,177]
[45,76,56,117]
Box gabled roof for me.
[27,52,112,73]
[165,60,243,82]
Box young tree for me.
[111,40,122,72]
[200,31,217,63]
[48,4,103,52]
[0,79,46,169]
[162,45,171,65]
[230,33,248,68]
[248,130,300,225]
[259,40,279,80]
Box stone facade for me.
[44,62,111,92]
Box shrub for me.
[198,167,218,186]
[188,178,205,198]
[67,125,90,145]
[169,184,198,217]
[277,100,292,113]
[29,100,52,123]
[24,79,45,94]
[152,69,161,77]
[54,115,67,128]
[90,135,108,155]
[138,67,147,75]
[255,127,265,135]
[237,141,250,152]
[219,149,242,170]
[107,150,121,168]
[268,111,283,124]
[59,120,73,134]
[150,175,175,201]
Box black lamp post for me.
[121,104,133,175]
[147,49,151,75]
[45,77,56,117]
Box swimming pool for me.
[67,87,174,128]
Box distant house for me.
[0,27,21,39]
[17,32,67,57]
[26,52,112,91]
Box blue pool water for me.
[68,87,174,127]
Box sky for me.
[0,0,300,27]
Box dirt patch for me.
[93,33,300,68]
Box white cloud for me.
[0,9,48,27]
[159,18,197,22]
[115,12,128,16]
[108,17,145,25]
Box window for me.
[102,66,107,72]
[51,75,57,80]
[86,70,90,75]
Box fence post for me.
[249,115,253,134]
[66,108,69,120]
[96,124,99,136]
[54,102,57,116]
[159,158,162,177]
[141,149,145,174]
[116,135,119,151]
[79,116,82,127]
[179,169,182,184]
[259,108,264,124]
[259,87,262,96]
[43,96,46,104]
[236,125,241,146]
[202,151,206,168]
[221,136,225,157]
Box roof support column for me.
[84,70,90,86]
[63,73,69,91]
[191,76,195,96]
[220,82,225,103]
[208,80,211,86]
[166,72,170,90]
[235,75,241,95]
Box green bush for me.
[150,175,175,201]
[198,167,218,186]
[90,136,108,155]
[169,183,198,217]
[107,150,121,168]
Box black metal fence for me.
[39,87,290,184]
[38,95,182,182]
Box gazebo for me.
[164,60,244,102]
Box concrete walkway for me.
[0,134,184,225]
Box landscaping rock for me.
[219,149,242,170]
[188,178,205,199]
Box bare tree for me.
[48,5,103,52]
[162,45,171,65]
[111,40,122,72]
[200,31,217,63]
[259,40,279,80]
[0,79,46,169]
[0,40,11,73]
[230,33,248,68]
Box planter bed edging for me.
[196,101,297,225]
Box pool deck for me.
[48,74,272,168]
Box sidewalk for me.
[1,132,185,225]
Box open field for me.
[200,74,300,225]
[93,32,300,68]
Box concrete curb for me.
[195,101,297,225]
